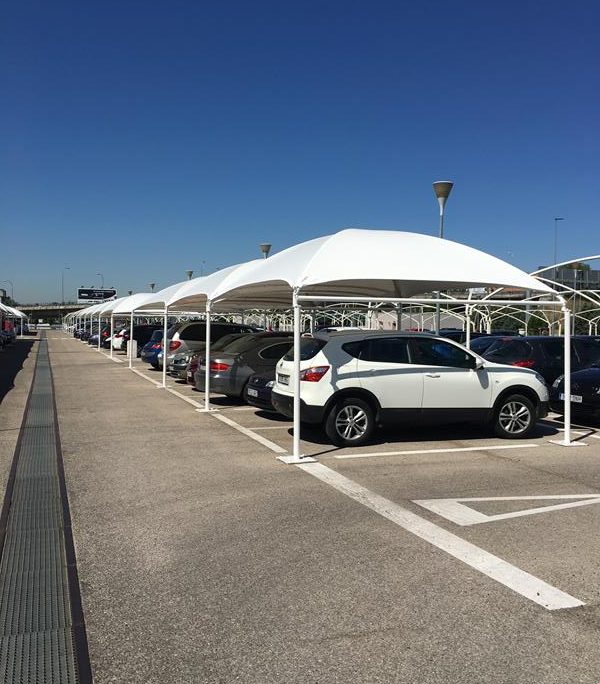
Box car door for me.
[408,337,491,419]
[354,337,424,414]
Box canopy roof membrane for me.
[208,229,556,308]
[0,304,26,317]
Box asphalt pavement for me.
[3,333,600,683]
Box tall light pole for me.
[553,217,564,278]
[186,270,194,280]
[260,243,272,259]
[149,282,156,292]
[96,272,104,288]
[61,268,70,304]
[432,181,454,334]
[2,279,14,301]
[433,181,454,239]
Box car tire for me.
[325,397,375,447]
[493,393,536,439]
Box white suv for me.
[271,331,549,447]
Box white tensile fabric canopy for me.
[209,229,555,308]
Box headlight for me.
[266,380,274,388]
[552,375,564,388]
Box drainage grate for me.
[0,336,91,683]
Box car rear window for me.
[259,342,294,360]
[483,339,533,361]
[283,338,326,361]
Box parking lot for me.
[5,332,600,682]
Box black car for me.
[550,366,600,424]
[481,335,600,385]
[245,371,277,411]
[123,324,164,356]
[468,335,507,356]
[439,329,489,344]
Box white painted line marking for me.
[414,494,600,526]
[130,368,163,387]
[232,406,258,411]
[249,425,292,431]
[297,462,584,611]
[212,413,288,454]
[334,444,539,459]
[165,388,203,409]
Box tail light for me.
[169,340,181,351]
[300,366,330,382]
[512,359,535,368]
[210,361,230,372]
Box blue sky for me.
[2,0,599,303]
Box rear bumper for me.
[271,391,324,423]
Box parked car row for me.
[99,325,600,446]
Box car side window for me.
[259,342,294,360]
[360,338,409,363]
[341,341,363,359]
[574,338,600,366]
[540,338,563,363]
[409,338,474,368]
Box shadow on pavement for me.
[0,340,36,405]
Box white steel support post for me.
[97,313,102,351]
[278,289,316,464]
[109,315,114,358]
[161,307,169,388]
[465,306,471,349]
[203,302,213,411]
[129,310,134,369]
[550,306,586,447]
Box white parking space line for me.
[212,413,288,454]
[232,406,258,411]
[166,388,204,409]
[334,444,539,459]
[249,425,292,431]
[297,462,584,611]
[413,495,600,526]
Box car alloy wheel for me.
[325,397,375,447]
[494,394,535,439]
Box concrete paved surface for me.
[4,333,600,682]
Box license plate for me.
[559,393,583,403]
[187,372,193,380]
[247,388,258,397]
[278,374,289,385]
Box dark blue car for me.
[140,329,163,368]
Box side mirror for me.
[474,356,484,370]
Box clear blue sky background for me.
[2,0,598,303]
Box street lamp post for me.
[61,268,70,305]
[553,217,564,279]
[2,280,14,301]
[96,273,104,288]
[259,244,272,329]
[433,181,454,239]
[432,181,454,333]
[149,283,156,293]
[186,270,194,280]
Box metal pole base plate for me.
[549,439,588,447]
[277,454,317,464]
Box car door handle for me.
[426,373,441,378]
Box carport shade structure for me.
[204,228,563,462]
